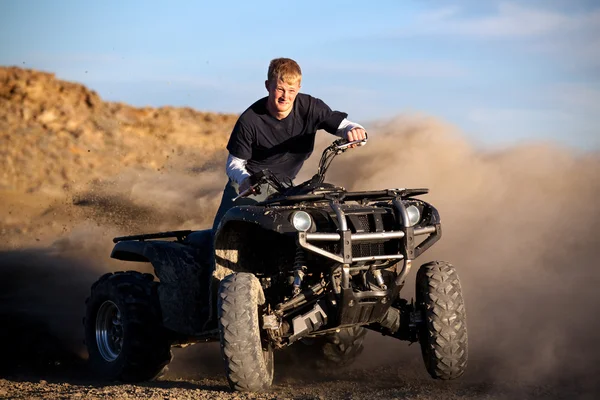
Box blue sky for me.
[1,0,599,149]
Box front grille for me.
[344,208,396,233]
[353,242,385,258]
[355,215,370,232]
[320,207,402,262]
[324,241,392,256]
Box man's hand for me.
[346,127,367,148]
[239,177,253,193]
[239,177,255,196]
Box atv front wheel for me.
[84,271,172,381]
[416,261,468,379]
[218,273,274,392]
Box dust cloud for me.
[1,114,599,394]
[0,225,124,374]
[318,115,600,389]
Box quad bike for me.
[83,136,468,391]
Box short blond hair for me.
[267,58,302,85]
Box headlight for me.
[292,211,312,232]
[406,205,420,227]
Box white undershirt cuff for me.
[335,118,365,138]
[226,154,251,186]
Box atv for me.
[83,136,468,391]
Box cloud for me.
[304,60,467,78]
[549,83,600,115]
[413,2,600,38]
[468,107,572,126]
[529,34,600,70]
[466,106,599,149]
[418,6,461,23]
[406,2,600,71]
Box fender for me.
[217,205,298,235]
[213,206,300,279]
[110,234,215,335]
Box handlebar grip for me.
[337,131,368,145]
[336,136,368,151]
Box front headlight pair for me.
[292,207,419,231]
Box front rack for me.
[262,188,429,206]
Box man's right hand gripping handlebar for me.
[335,131,368,152]
[233,170,270,201]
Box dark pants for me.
[212,179,278,232]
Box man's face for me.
[265,77,301,115]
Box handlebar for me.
[333,132,368,152]
[232,170,270,201]
[233,186,256,201]
[232,169,288,201]
[233,133,368,200]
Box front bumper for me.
[298,226,437,264]
[297,197,441,266]
[287,195,443,334]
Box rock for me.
[38,110,57,124]
[0,66,238,194]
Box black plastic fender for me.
[110,231,215,335]
[217,205,298,235]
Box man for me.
[212,57,367,231]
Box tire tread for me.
[218,273,273,392]
[417,261,468,380]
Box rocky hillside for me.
[0,66,237,194]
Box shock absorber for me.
[371,267,387,290]
[292,247,307,295]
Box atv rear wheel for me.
[84,271,172,382]
[319,326,367,367]
[416,261,468,380]
[218,273,274,392]
[296,326,367,369]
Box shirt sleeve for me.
[312,97,348,134]
[226,153,251,185]
[226,119,254,160]
[335,118,366,138]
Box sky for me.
[1,0,599,150]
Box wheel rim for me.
[96,300,123,362]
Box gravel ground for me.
[1,369,594,400]
[1,343,598,400]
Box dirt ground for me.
[1,67,599,399]
[1,341,597,399]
